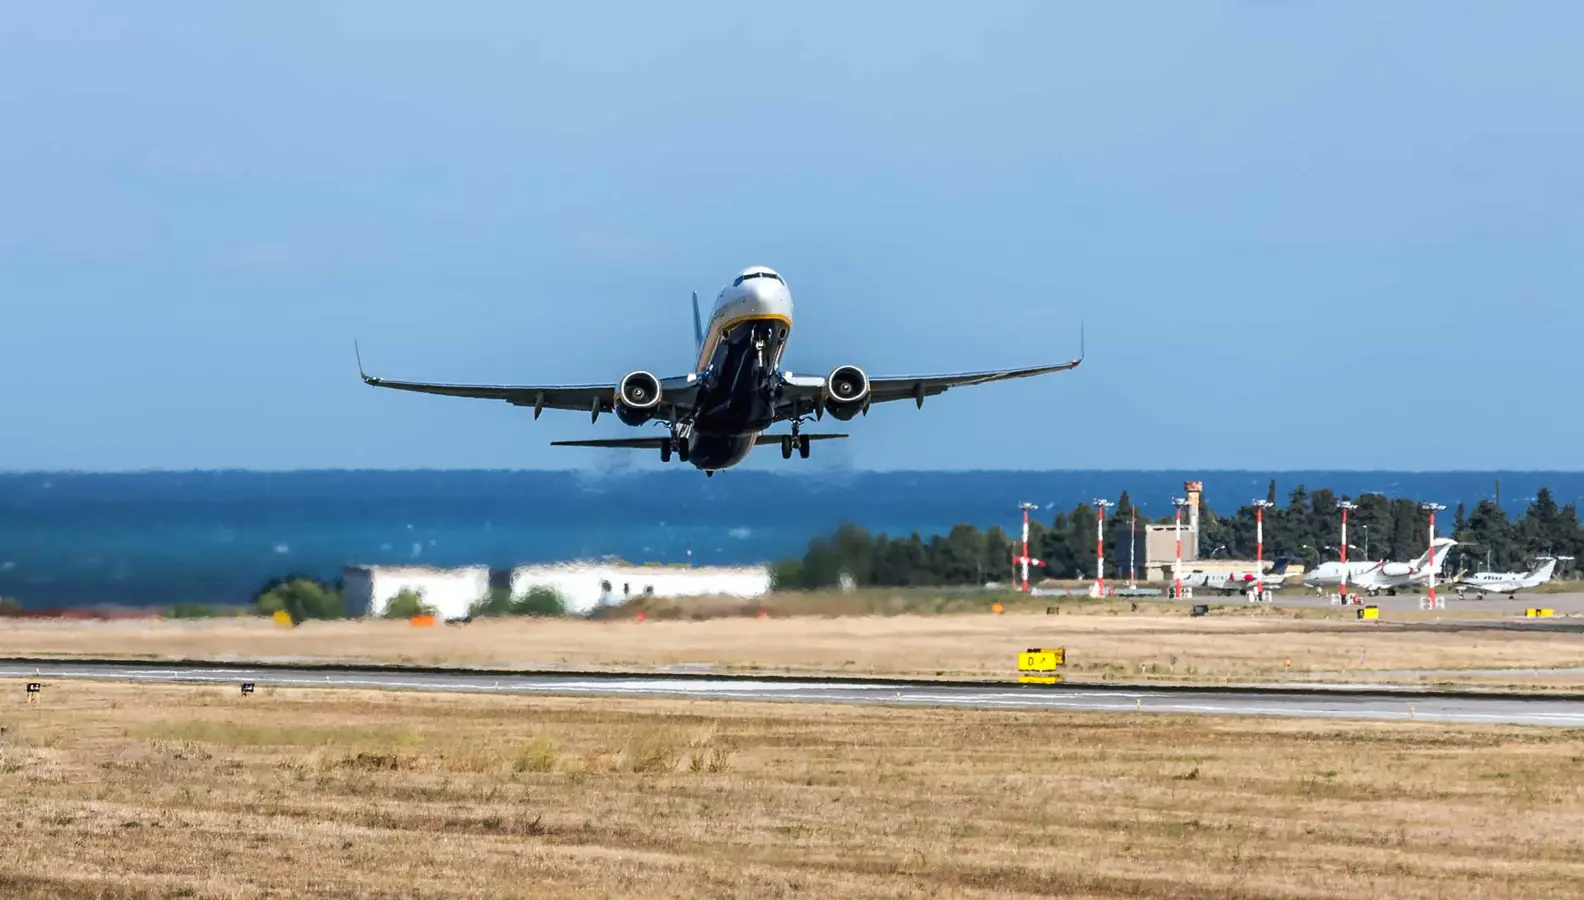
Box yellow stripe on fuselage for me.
[694,313,793,372]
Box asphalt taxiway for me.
[4,660,1582,727]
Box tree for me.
[383,588,435,619]
[254,576,345,624]
[512,586,566,616]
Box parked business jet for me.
[1453,556,1565,599]
[357,266,1083,475]
[1304,538,1457,596]
[1182,557,1299,595]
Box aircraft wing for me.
[356,346,699,421]
[776,334,1083,418]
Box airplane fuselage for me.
[682,267,794,471]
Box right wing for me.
[356,344,699,421]
[775,325,1083,418]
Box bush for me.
[467,585,566,619]
[254,576,345,624]
[513,734,559,774]
[169,602,244,619]
[513,586,565,617]
[382,588,435,619]
[769,558,806,590]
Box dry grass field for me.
[1,679,1581,899]
[3,603,1583,689]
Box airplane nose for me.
[746,278,778,304]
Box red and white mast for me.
[1253,499,1274,599]
[1172,497,1189,598]
[1093,498,1113,597]
[1128,506,1137,589]
[1338,500,1357,606]
[1422,502,1445,609]
[1015,502,1042,592]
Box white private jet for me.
[358,266,1083,475]
[1453,556,1566,599]
[1304,538,1457,596]
[1182,557,1299,595]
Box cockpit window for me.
[732,271,782,287]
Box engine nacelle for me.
[822,365,870,421]
[615,370,662,426]
[1380,562,1412,577]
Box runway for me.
[5,660,1583,726]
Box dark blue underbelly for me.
[691,319,786,436]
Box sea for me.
[1,469,1579,608]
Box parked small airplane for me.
[1303,538,1457,596]
[357,266,1083,475]
[1453,556,1567,599]
[1181,557,1300,595]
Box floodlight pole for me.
[1129,506,1137,589]
[1253,499,1275,600]
[1094,499,1114,597]
[1172,497,1190,599]
[1016,502,1040,592]
[1338,501,1358,606]
[1423,503,1446,609]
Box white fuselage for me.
[697,268,794,375]
[1455,559,1558,596]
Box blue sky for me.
[1,2,1580,472]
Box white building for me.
[509,562,772,616]
[341,565,490,620]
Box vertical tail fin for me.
[692,291,704,357]
[1529,557,1558,584]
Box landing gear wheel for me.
[781,436,793,459]
[677,439,690,463]
[797,434,810,459]
[661,442,672,463]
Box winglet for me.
[1076,320,1085,365]
[692,291,705,356]
[354,340,379,384]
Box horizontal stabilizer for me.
[550,433,849,449]
[551,437,671,449]
[753,433,847,445]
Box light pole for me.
[1422,502,1446,609]
[1338,501,1357,606]
[1129,505,1137,589]
[1093,498,1114,597]
[1253,499,1275,600]
[1015,502,1041,593]
[1172,497,1190,599]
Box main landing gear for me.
[780,421,810,460]
[659,424,691,464]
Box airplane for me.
[1304,538,1457,596]
[356,265,1083,476]
[1452,556,1567,599]
[1181,557,1299,595]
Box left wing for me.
[356,344,699,421]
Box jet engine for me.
[822,365,870,421]
[615,370,663,426]
[1379,562,1413,577]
